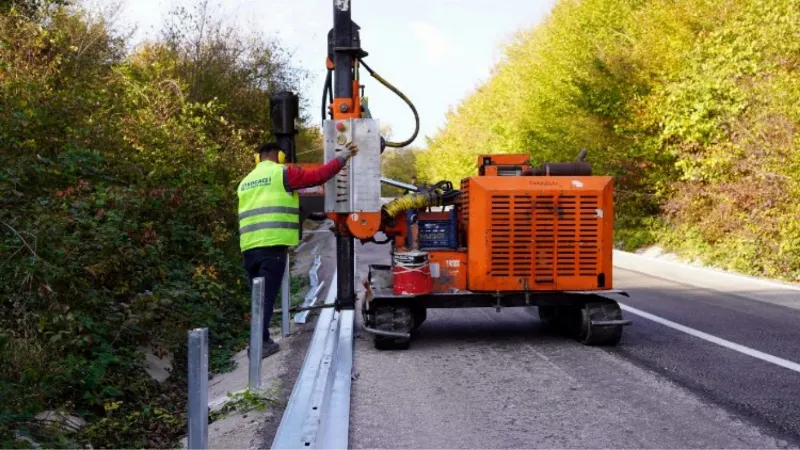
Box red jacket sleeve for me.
[284,157,345,191]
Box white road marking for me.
[619,303,800,374]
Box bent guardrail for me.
[295,249,323,324]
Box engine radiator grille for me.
[458,179,471,244]
[489,195,532,278]
[489,194,600,283]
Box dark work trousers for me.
[243,246,288,342]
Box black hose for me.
[328,70,333,106]
[358,58,420,148]
[431,180,454,191]
[321,68,332,123]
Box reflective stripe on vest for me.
[237,160,300,251]
[239,221,299,234]
[238,206,300,221]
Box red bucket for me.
[392,250,433,295]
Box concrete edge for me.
[613,250,800,292]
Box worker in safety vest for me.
[238,141,358,358]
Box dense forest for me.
[418,0,800,281]
[0,0,320,447]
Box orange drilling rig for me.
[299,0,632,350]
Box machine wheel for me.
[373,305,413,350]
[567,300,624,346]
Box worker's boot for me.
[261,339,280,358]
[248,339,280,359]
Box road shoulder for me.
[614,249,800,310]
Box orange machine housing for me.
[382,153,614,296]
[459,174,614,292]
[428,250,468,293]
[366,153,629,349]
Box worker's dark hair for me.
[257,142,282,154]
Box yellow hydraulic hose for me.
[382,191,444,218]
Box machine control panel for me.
[323,118,382,213]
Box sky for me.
[117,0,558,148]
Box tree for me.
[419,0,800,280]
[154,0,310,147]
[381,147,419,196]
[0,0,70,16]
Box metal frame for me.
[366,288,630,309]
[330,0,365,313]
[249,278,265,390]
[381,177,420,193]
[281,256,291,337]
[323,118,382,214]
[271,269,354,449]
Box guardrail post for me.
[188,328,209,450]
[281,255,291,337]
[249,277,265,389]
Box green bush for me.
[0,2,315,447]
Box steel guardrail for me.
[271,268,354,449]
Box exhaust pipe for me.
[524,149,592,176]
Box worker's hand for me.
[340,141,359,161]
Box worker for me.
[238,141,358,358]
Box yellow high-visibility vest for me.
[237,160,300,251]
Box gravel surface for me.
[348,242,800,449]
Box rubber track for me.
[374,306,413,350]
[539,300,624,346]
[581,301,623,346]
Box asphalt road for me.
[349,242,800,449]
